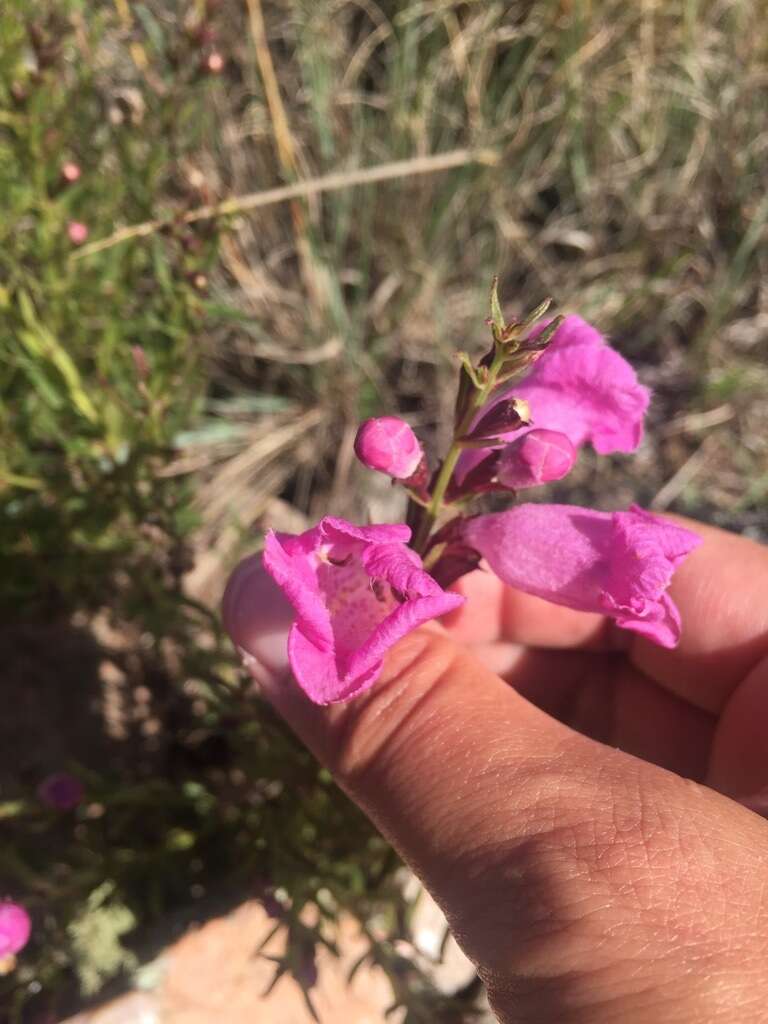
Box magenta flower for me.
[463,504,701,647]
[458,315,649,481]
[263,518,464,704]
[509,315,650,453]
[497,429,576,489]
[354,417,425,481]
[37,772,84,811]
[0,902,31,958]
[67,221,89,245]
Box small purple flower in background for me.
[0,901,31,965]
[464,504,701,647]
[354,417,425,481]
[61,161,81,184]
[496,429,576,490]
[262,518,463,704]
[38,772,85,811]
[67,221,89,245]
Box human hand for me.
[223,517,768,1023]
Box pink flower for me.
[0,902,31,958]
[67,221,89,245]
[61,161,81,183]
[458,315,650,480]
[263,518,464,704]
[496,429,576,489]
[463,504,701,647]
[37,772,84,811]
[204,52,225,74]
[354,417,425,480]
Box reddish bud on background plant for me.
[496,429,576,489]
[67,221,88,245]
[61,161,81,184]
[204,51,225,74]
[130,344,150,382]
[37,772,84,811]
[354,417,425,481]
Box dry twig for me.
[70,148,499,260]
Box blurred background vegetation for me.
[2,0,767,1019]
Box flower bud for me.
[130,344,150,382]
[497,429,576,489]
[61,161,81,184]
[354,417,424,480]
[460,397,531,443]
[37,772,84,811]
[67,221,89,245]
[0,902,31,958]
[204,51,225,74]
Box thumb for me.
[223,558,768,1024]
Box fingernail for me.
[222,555,293,679]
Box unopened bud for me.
[354,417,424,480]
[497,429,576,489]
[205,51,225,74]
[67,221,89,245]
[130,345,150,382]
[461,397,531,443]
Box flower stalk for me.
[411,282,557,554]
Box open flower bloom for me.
[463,504,701,647]
[458,315,650,482]
[0,902,31,958]
[263,518,464,704]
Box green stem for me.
[412,346,508,554]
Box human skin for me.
[223,518,768,1023]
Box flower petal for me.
[262,518,464,703]
[463,503,700,647]
[510,316,651,454]
[457,315,650,482]
[263,527,331,651]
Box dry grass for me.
[182,0,768,585]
